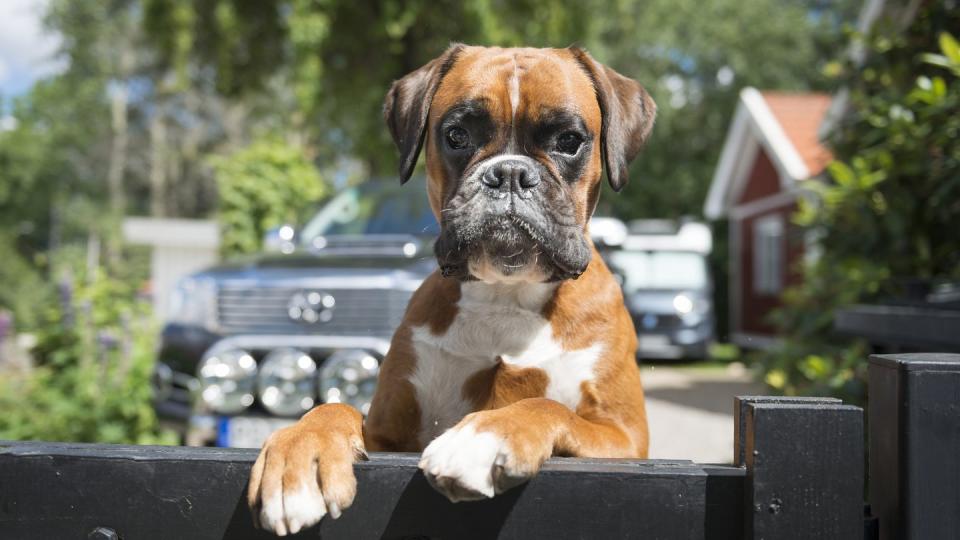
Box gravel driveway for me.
[641,363,764,464]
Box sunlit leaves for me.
[0,268,178,445]
[757,12,960,405]
[134,0,848,219]
[921,32,960,77]
[210,137,329,256]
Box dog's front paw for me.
[247,405,365,536]
[418,414,547,503]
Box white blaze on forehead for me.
[508,55,521,120]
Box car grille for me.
[217,286,412,337]
[632,312,685,332]
[167,373,196,407]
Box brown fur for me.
[249,45,655,531]
[462,360,551,410]
[363,273,459,452]
[425,47,606,221]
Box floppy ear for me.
[569,48,656,192]
[383,44,465,184]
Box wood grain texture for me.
[869,353,960,540]
[0,441,741,540]
[742,401,863,540]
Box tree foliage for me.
[0,0,853,323]
[141,0,851,216]
[0,265,176,444]
[211,137,329,256]
[0,0,852,257]
[758,3,960,402]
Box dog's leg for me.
[419,397,640,502]
[247,403,366,536]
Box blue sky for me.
[0,0,63,100]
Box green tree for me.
[758,3,960,402]
[0,264,176,444]
[0,76,111,259]
[211,137,329,256]
[142,0,850,220]
[595,0,855,218]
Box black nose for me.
[482,159,541,190]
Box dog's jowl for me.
[247,45,656,536]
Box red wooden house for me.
[704,88,832,348]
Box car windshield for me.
[299,183,439,243]
[607,250,708,291]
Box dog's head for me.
[384,45,656,283]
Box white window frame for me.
[752,214,784,295]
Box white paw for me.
[419,424,528,502]
[260,482,327,536]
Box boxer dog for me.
[247,44,655,536]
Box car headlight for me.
[168,276,218,330]
[672,294,694,315]
[673,294,710,326]
[320,349,380,415]
[198,349,257,413]
[258,348,317,416]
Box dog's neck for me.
[459,280,558,313]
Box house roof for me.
[761,92,833,176]
[703,87,832,219]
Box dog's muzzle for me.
[480,158,541,193]
[435,155,592,282]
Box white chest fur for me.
[408,282,603,446]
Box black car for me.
[153,182,438,447]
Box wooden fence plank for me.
[0,441,741,540]
[741,401,864,540]
[869,353,960,540]
[734,396,841,467]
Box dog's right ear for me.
[569,47,657,192]
[384,44,465,184]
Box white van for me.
[593,219,714,360]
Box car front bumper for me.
[637,334,709,359]
[153,333,390,447]
[636,321,713,360]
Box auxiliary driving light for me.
[320,349,380,415]
[198,349,257,414]
[258,348,318,416]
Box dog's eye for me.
[445,126,470,150]
[555,132,583,155]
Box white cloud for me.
[0,0,63,95]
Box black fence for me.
[0,353,957,540]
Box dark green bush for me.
[0,267,176,444]
[755,8,960,404]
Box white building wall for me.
[123,218,220,321]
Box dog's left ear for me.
[384,44,465,184]
[570,48,656,192]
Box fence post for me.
[868,353,960,540]
[736,396,863,540]
[734,396,841,467]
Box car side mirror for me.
[263,224,297,254]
